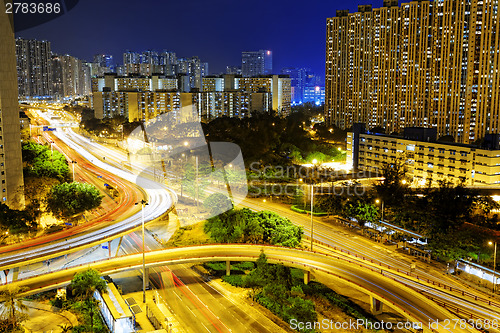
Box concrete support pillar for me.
[115,236,123,257]
[145,267,150,289]
[1,269,9,284]
[370,295,383,315]
[304,271,311,285]
[12,267,19,282]
[108,240,112,257]
[226,261,230,276]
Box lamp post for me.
[489,241,497,292]
[376,199,384,221]
[310,159,319,251]
[135,199,148,303]
[70,161,77,182]
[49,140,55,166]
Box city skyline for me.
[14,0,395,76]
[326,0,500,144]
[2,0,500,331]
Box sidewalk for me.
[23,300,78,332]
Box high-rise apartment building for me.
[201,74,291,118]
[303,86,325,105]
[123,50,141,66]
[226,66,242,75]
[15,38,52,99]
[52,54,89,98]
[160,51,177,76]
[0,7,25,208]
[177,56,208,90]
[91,73,178,93]
[93,54,114,72]
[281,67,313,104]
[241,50,272,77]
[325,0,500,144]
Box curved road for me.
[0,111,174,270]
[2,244,476,333]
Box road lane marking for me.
[201,322,211,333]
[188,307,197,317]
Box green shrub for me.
[221,275,245,287]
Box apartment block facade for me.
[16,38,53,98]
[92,74,291,122]
[0,9,25,208]
[241,50,272,77]
[326,0,500,144]
[347,127,500,187]
[201,74,291,118]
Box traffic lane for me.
[241,198,498,306]
[123,234,229,333]
[0,131,171,269]
[240,198,451,284]
[0,138,142,256]
[169,264,280,333]
[4,245,470,333]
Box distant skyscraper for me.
[93,54,114,72]
[264,50,272,74]
[281,67,310,104]
[15,38,52,98]
[123,50,141,65]
[303,86,325,105]
[141,50,159,65]
[160,51,177,75]
[177,56,206,89]
[325,0,500,144]
[226,66,242,75]
[0,7,25,208]
[52,54,88,98]
[241,50,272,77]
[51,55,64,98]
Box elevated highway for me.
[0,114,175,270]
[2,244,478,333]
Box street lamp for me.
[489,241,497,292]
[70,161,77,182]
[48,141,55,166]
[376,199,384,221]
[135,199,149,303]
[310,159,320,251]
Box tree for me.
[422,181,477,234]
[70,269,107,333]
[345,201,379,228]
[203,192,233,217]
[71,269,107,300]
[373,157,409,210]
[284,297,317,324]
[0,285,29,328]
[205,208,302,247]
[46,182,103,219]
[256,211,303,247]
[317,194,345,217]
[0,203,38,234]
[22,141,70,181]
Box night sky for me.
[15,0,391,78]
